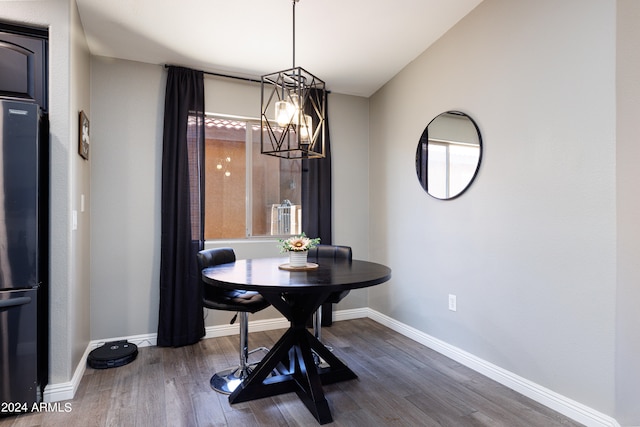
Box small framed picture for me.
[79,111,90,160]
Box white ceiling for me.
[76,0,483,97]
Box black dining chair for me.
[307,244,353,343]
[197,247,271,394]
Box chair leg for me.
[210,312,251,394]
[313,308,322,341]
[239,311,249,374]
[313,308,333,365]
[210,312,270,394]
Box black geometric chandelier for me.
[261,0,326,159]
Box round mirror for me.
[415,111,482,200]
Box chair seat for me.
[203,288,270,314]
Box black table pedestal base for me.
[228,294,357,425]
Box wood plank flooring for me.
[0,318,583,426]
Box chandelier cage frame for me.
[260,0,327,159]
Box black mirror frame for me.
[415,111,483,200]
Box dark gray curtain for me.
[301,91,332,245]
[157,66,205,347]
[302,91,333,325]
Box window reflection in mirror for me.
[416,111,482,200]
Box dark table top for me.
[201,257,391,294]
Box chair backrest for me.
[307,244,352,261]
[198,247,269,313]
[198,247,236,306]
[308,245,352,304]
[197,247,236,270]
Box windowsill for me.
[203,238,284,259]
[205,236,282,244]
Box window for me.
[204,115,302,240]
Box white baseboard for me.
[43,344,91,403]
[43,332,158,402]
[47,308,619,427]
[200,307,369,339]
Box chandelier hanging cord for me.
[292,0,298,69]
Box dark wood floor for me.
[0,318,583,427]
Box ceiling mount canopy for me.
[261,0,326,159]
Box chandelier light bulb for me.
[290,94,300,108]
[275,100,295,127]
[299,114,312,141]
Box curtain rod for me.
[163,64,331,93]
[163,64,261,84]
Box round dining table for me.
[201,256,391,425]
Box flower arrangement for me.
[278,232,320,252]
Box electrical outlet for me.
[448,294,457,312]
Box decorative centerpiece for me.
[278,232,320,269]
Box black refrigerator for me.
[0,99,48,413]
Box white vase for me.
[289,251,308,267]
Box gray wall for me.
[90,58,165,340]
[369,0,628,422]
[69,0,92,384]
[89,58,371,338]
